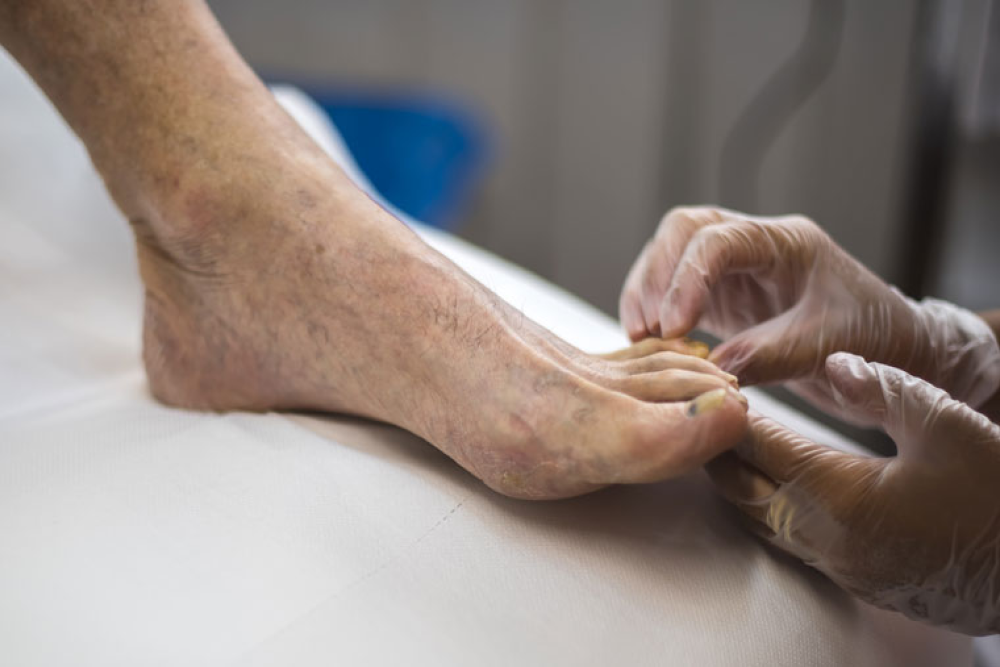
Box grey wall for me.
[930,0,1000,312]
[209,0,921,317]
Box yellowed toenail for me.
[682,338,710,358]
[687,388,727,417]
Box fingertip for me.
[625,322,649,343]
[707,345,733,371]
[712,330,810,387]
[823,352,877,406]
[658,285,702,339]
[619,294,646,341]
[639,300,662,338]
[824,351,870,379]
[659,315,692,340]
[710,342,758,385]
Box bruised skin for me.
[0,0,748,499]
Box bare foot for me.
[129,144,745,499]
[1,0,747,499]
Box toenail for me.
[682,337,710,358]
[687,388,727,417]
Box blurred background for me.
[208,0,998,319]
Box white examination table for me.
[0,51,975,665]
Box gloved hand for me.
[708,352,1000,635]
[619,207,1000,424]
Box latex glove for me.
[709,352,1000,635]
[619,207,1000,424]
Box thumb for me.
[822,352,893,428]
[824,352,978,451]
[708,413,858,560]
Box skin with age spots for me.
[0,0,748,499]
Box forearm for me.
[0,0,335,218]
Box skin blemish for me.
[180,186,221,234]
[500,471,525,491]
[315,243,326,255]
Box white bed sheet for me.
[0,52,971,665]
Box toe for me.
[599,389,749,484]
[620,351,737,385]
[618,368,732,402]
[600,337,709,361]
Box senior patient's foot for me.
[2,0,746,499]
[130,140,746,499]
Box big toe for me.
[597,388,748,484]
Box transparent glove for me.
[709,352,1000,635]
[619,207,1000,423]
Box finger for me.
[619,369,734,402]
[709,310,825,385]
[636,207,725,338]
[656,220,775,338]
[620,296,649,342]
[822,352,894,424]
[705,451,777,526]
[600,337,710,361]
[619,350,735,383]
[734,412,854,485]
[825,352,1000,450]
[623,240,669,338]
[619,256,653,341]
[713,413,864,559]
[659,215,818,339]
